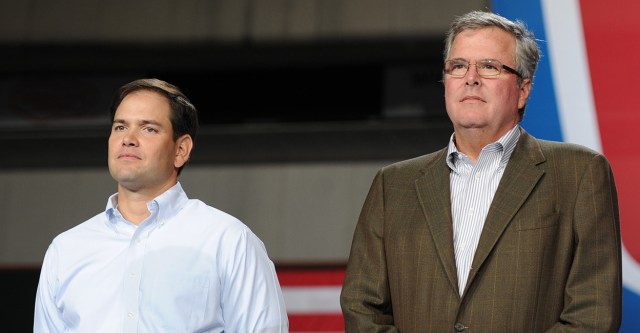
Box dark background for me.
[1,38,449,331]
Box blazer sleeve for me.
[340,170,400,333]
[548,153,622,332]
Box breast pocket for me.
[140,246,216,330]
[514,211,560,231]
[143,274,212,331]
[172,275,211,319]
[495,210,563,257]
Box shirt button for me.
[454,322,467,332]
[128,312,135,318]
[129,272,136,278]
[135,237,142,244]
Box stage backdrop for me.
[282,2,640,331]
[491,1,640,331]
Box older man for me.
[341,11,621,333]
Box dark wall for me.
[1,268,39,332]
[1,38,450,169]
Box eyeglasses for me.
[444,59,523,79]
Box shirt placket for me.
[459,165,483,292]
[123,223,152,333]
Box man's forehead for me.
[450,28,516,58]
[113,107,171,126]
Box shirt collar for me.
[446,125,521,169]
[498,125,521,166]
[105,182,189,226]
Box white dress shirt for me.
[447,126,520,295]
[34,182,288,333]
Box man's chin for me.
[454,121,487,130]
[117,182,145,193]
[111,173,144,191]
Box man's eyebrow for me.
[139,120,163,126]
[112,119,163,126]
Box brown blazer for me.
[341,130,622,333]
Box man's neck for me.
[453,126,515,162]
[116,181,177,225]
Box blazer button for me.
[454,322,467,332]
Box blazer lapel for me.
[414,149,461,296]
[464,131,546,292]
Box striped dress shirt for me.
[446,125,520,295]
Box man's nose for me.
[122,132,138,146]
[465,64,481,86]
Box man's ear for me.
[518,78,532,110]
[174,134,194,169]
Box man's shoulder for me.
[55,212,106,238]
[179,199,263,252]
[533,137,604,162]
[382,148,448,174]
[180,199,250,233]
[510,134,615,179]
[49,212,109,251]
